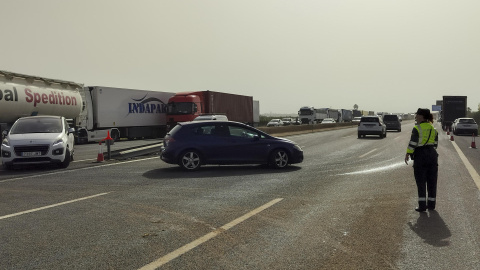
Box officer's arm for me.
[407,128,419,154]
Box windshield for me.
[10,117,62,134]
[299,109,312,115]
[167,102,196,115]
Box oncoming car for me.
[1,116,75,170]
[160,120,304,170]
[357,116,386,138]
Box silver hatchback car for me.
[358,116,386,138]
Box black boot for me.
[427,200,436,210]
[415,201,427,212]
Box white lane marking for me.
[0,192,110,220]
[338,162,405,175]
[359,148,377,158]
[342,135,354,139]
[72,159,96,163]
[394,136,401,141]
[451,141,480,190]
[138,198,284,270]
[0,157,158,184]
[119,144,162,154]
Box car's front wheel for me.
[270,149,289,169]
[179,150,202,171]
[59,148,71,168]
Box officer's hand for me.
[404,154,409,165]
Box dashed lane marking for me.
[0,192,110,220]
[138,198,284,270]
[0,157,158,184]
[359,148,377,158]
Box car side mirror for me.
[68,127,75,134]
[253,135,260,141]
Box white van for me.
[1,115,75,170]
[193,114,228,121]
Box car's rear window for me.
[383,115,398,121]
[459,119,476,124]
[361,117,379,123]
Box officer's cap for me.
[416,108,430,117]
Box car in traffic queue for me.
[357,116,386,138]
[452,118,478,136]
[193,114,228,121]
[160,120,304,170]
[267,119,284,127]
[1,116,75,170]
[352,117,362,124]
[320,118,336,124]
[282,118,293,125]
[382,114,402,132]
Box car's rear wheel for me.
[179,150,202,171]
[270,149,289,169]
[59,149,71,168]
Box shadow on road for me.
[408,210,451,247]
[143,164,302,179]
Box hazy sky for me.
[1,0,479,114]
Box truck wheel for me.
[59,149,71,168]
[179,150,202,171]
[270,149,289,169]
[111,130,120,142]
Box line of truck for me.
[298,106,375,124]
[0,70,259,143]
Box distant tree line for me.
[467,104,480,131]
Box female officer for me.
[405,108,439,212]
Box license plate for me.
[22,152,42,157]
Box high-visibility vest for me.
[407,122,437,154]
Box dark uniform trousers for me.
[413,146,438,209]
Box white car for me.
[193,114,228,121]
[357,116,386,138]
[267,119,284,127]
[453,118,478,136]
[321,118,336,124]
[1,116,75,170]
[352,117,362,124]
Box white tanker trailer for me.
[1,70,175,143]
[0,70,83,138]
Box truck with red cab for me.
[166,90,258,129]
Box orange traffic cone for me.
[97,141,104,162]
[450,134,454,141]
[471,133,477,149]
[447,127,450,135]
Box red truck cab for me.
[166,92,203,129]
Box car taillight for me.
[164,137,176,147]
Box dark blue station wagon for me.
[160,121,304,170]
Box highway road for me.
[1,121,480,269]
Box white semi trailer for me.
[77,86,175,143]
[1,70,175,143]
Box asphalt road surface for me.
[1,121,480,269]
